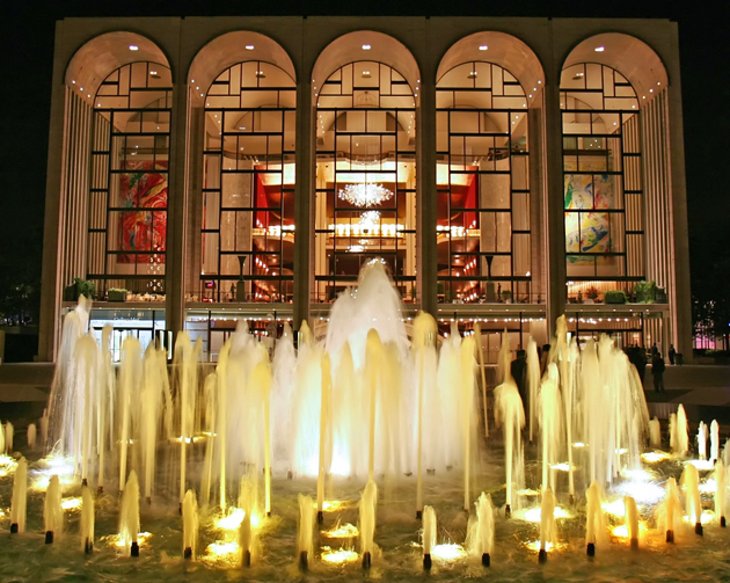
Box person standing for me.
[668,344,676,365]
[651,352,666,392]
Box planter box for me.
[107,290,128,302]
[605,290,627,304]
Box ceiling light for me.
[468,71,478,79]
[362,70,372,78]
[129,44,139,51]
[338,183,393,207]
[478,45,488,51]
[244,44,255,50]
[256,70,266,78]
[594,46,605,53]
[150,70,158,76]
[361,43,372,50]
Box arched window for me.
[200,61,296,302]
[87,62,172,296]
[436,61,531,304]
[561,63,643,299]
[314,61,417,302]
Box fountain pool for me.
[1,261,729,581]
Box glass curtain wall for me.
[200,61,296,302]
[436,62,532,304]
[87,62,172,298]
[561,63,644,302]
[314,61,417,302]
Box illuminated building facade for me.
[39,16,692,361]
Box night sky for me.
[1,1,727,321]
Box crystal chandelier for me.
[338,183,393,207]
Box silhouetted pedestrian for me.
[651,353,665,392]
[668,344,676,365]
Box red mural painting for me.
[118,161,168,263]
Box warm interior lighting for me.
[338,183,393,207]
[244,44,255,50]
[361,43,372,50]
[478,44,488,51]
[128,44,139,51]
[594,46,605,52]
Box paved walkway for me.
[643,364,730,426]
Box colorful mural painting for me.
[118,161,168,263]
[564,173,613,262]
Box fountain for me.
[182,489,198,559]
[681,463,703,535]
[9,456,27,533]
[359,479,377,569]
[698,421,709,460]
[4,261,730,580]
[711,420,720,462]
[493,377,525,517]
[44,474,62,543]
[297,494,315,570]
[715,459,727,528]
[119,470,141,556]
[421,505,436,569]
[80,483,94,553]
[657,476,682,543]
[672,405,689,457]
[625,495,639,549]
[584,481,606,556]
[538,487,556,563]
[467,492,495,566]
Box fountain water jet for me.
[80,483,94,554]
[182,489,199,559]
[297,494,315,570]
[44,474,62,544]
[119,470,141,556]
[526,338,540,444]
[27,423,36,450]
[538,487,556,563]
[710,420,720,462]
[584,481,606,556]
[460,335,477,511]
[9,456,27,533]
[698,421,708,460]
[467,492,494,566]
[421,505,436,570]
[681,463,703,535]
[493,378,525,517]
[412,312,437,518]
[657,476,682,543]
[625,495,639,549]
[672,405,689,457]
[359,479,377,569]
[649,417,661,449]
[714,459,726,527]
[4,421,14,454]
[539,364,562,492]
